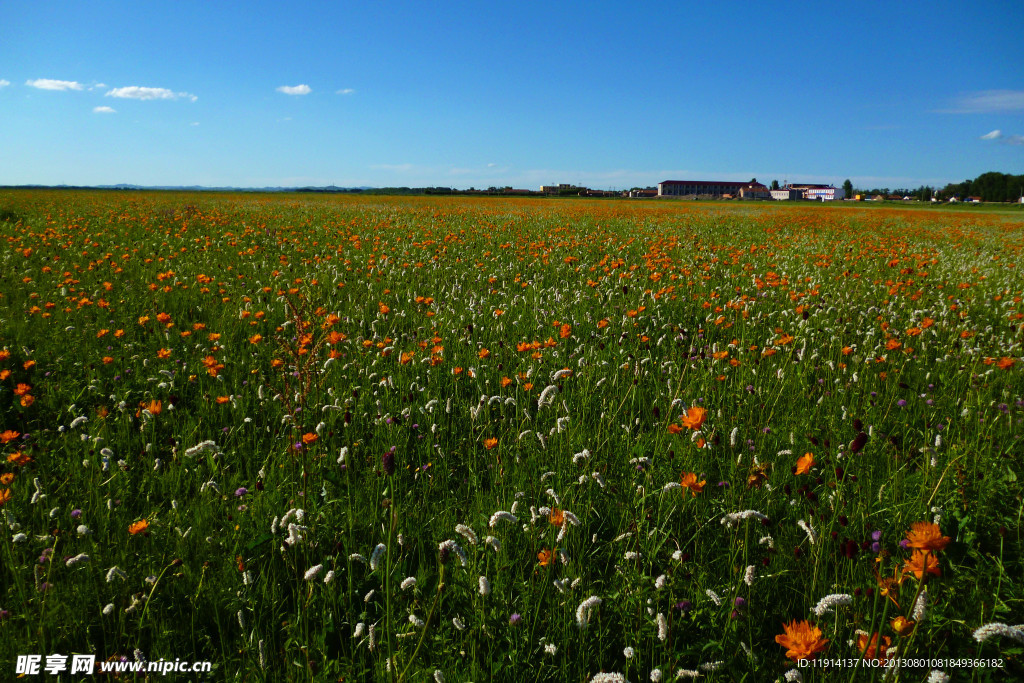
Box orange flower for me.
[680,471,706,497]
[997,357,1016,370]
[249,334,262,344]
[777,334,794,345]
[7,451,32,466]
[559,323,571,339]
[14,383,31,396]
[841,346,853,355]
[378,302,390,315]
[500,376,513,388]
[680,406,706,430]
[22,360,35,370]
[216,396,231,404]
[597,319,609,329]
[157,348,171,359]
[478,348,490,359]
[890,616,915,637]
[20,395,34,408]
[857,632,891,663]
[548,508,565,526]
[0,488,11,506]
[483,437,498,450]
[795,452,815,476]
[102,356,114,364]
[0,473,13,485]
[903,549,941,580]
[399,351,415,365]
[904,522,950,552]
[302,432,319,445]
[775,620,828,662]
[128,519,149,535]
[885,339,902,351]
[0,430,20,444]
[537,548,553,566]
[667,423,683,435]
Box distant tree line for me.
[844,172,1024,203]
[935,172,1024,202]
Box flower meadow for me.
[0,190,1022,681]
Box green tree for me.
[842,179,853,198]
[771,180,780,191]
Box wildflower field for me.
[1,190,1022,682]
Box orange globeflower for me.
[128,519,149,535]
[680,471,706,497]
[775,620,828,662]
[857,632,891,663]
[903,549,941,580]
[302,432,319,445]
[7,451,32,466]
[680,406,706,430]
[795,452,815,475]
[483,438,498,450]
[904,522,950,552]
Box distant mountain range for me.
[1,184,376,193]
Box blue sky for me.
[1,1,1022,190]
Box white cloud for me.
[336,88,355,95]
[1004,135,1024,146]
[93,106,116,114]
[26,78,84,91]
[940,90,1024,113]
[106,86,197,102]
[980,130,1002,140]
[0,79,10,88]
[277,84,311,95]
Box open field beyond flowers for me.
[1,191,1022,681]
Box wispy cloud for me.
[93,106,116,114]
[26,78,84,91]
[979,129,1024,145]
[106,86,197,102]
[0,79,10,88]
[939,90,1024,113]
[277,84,311,95]
[336,88,355,95]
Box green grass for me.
[0,189,1022,682]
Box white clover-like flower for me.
[489,510,517,528]
[400,577,417,591]
[455,524,479,545]
[812,593,853,617]
[657,612,668,641]
[478,575,491,596]
[303,564,323,581]
[705,589,721,606]
[66,553,90,567]
[972,622,1024,644]
[576,595,601,628]
[369,543,386,570]
[105,566,127,582]
[797,519,817,545]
